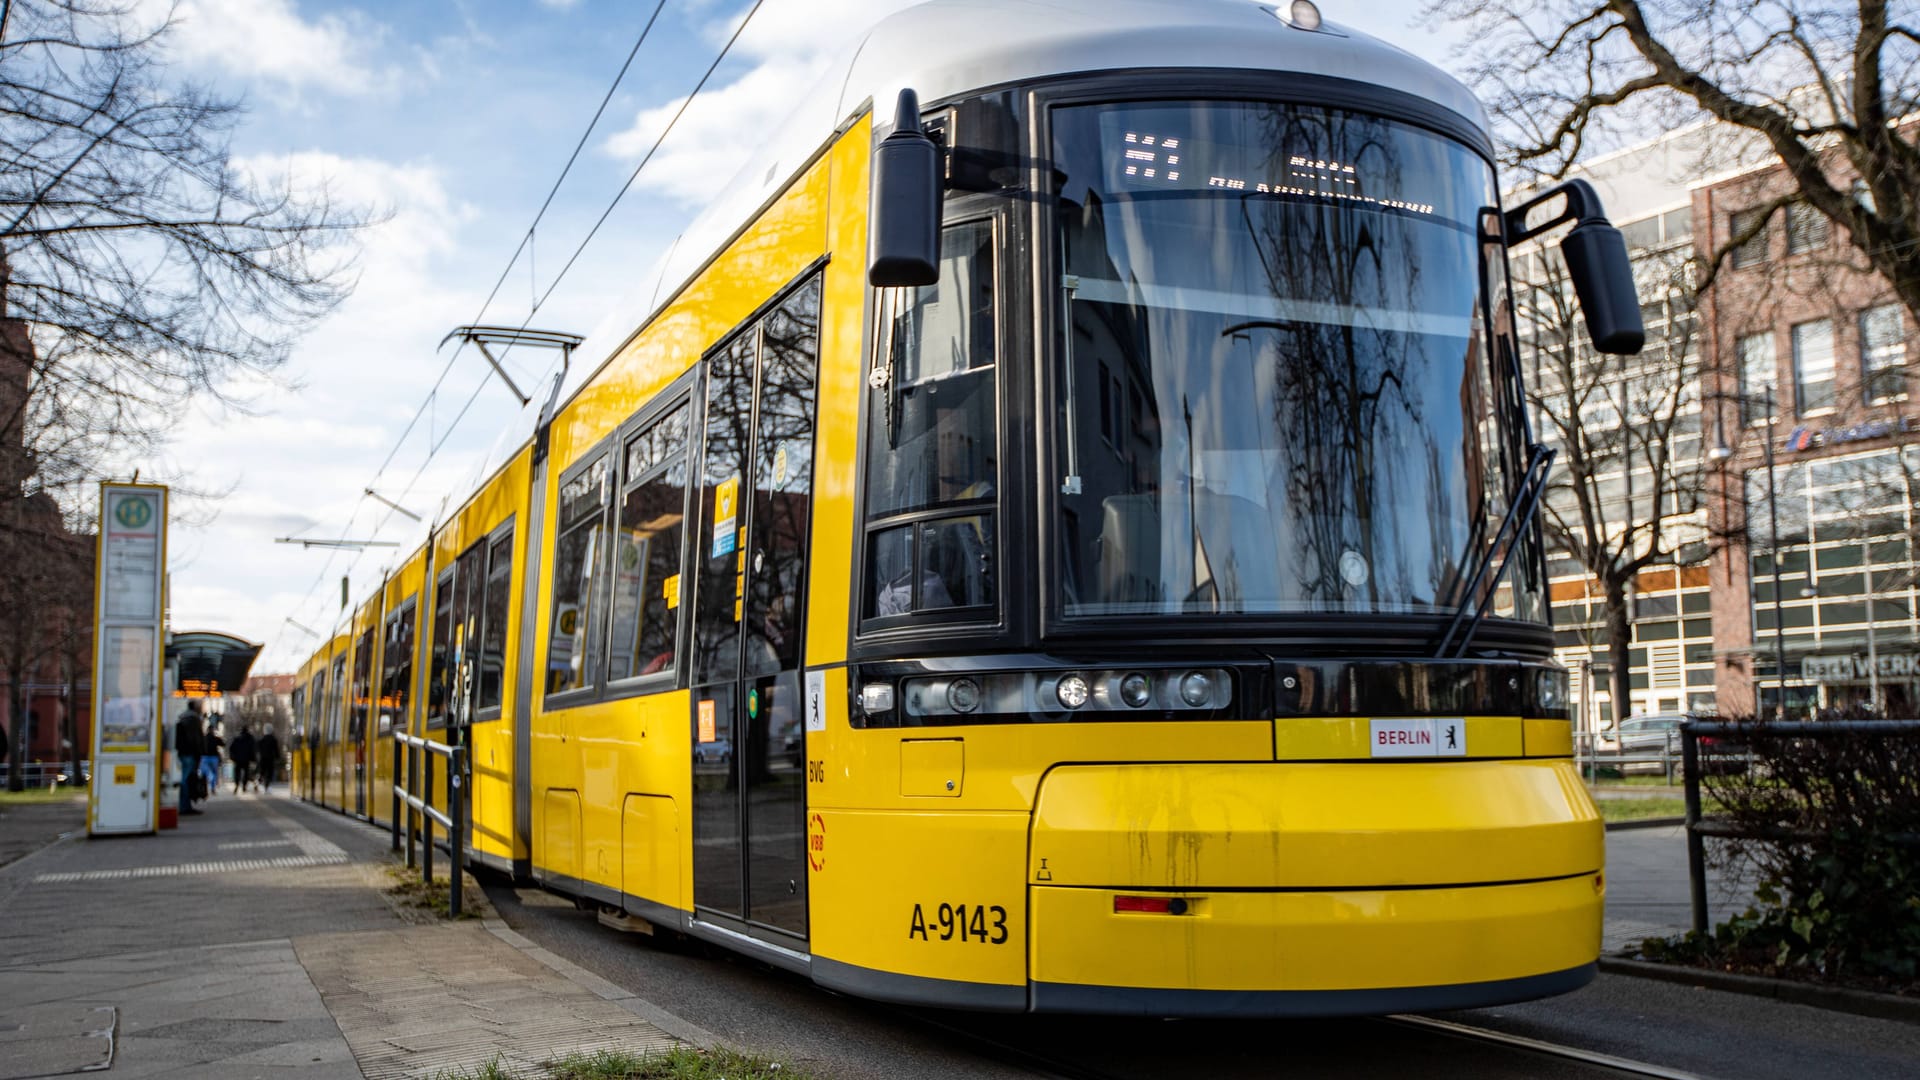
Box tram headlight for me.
[861,682,895,716]
[1180,671,1213,707]
[1537,668,1568,712]
[1056,674,1091,710]
[1118,672,1152,708]
[947,677,982,713]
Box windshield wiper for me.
[1434,442,1555,658]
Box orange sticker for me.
[697,699,716,743]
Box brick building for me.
[1696,163,1918,718]
[0,263,95,771]
[1515,123,1918,723]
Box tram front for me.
[844,32,1641,1016]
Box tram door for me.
[689,276,821,941]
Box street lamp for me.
[1712,382,1789,718]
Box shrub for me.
[1653,715,1920,986]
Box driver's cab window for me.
[862,216,999,622]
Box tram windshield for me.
[1050,99,1543,622]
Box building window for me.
[1738,332,1775,425]
[1860,303,1907,404]
[1731,207,1769,267]
[1786,201,1829,254]
[1792,319,1836,413]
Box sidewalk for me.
[0,788,689,1079]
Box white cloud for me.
[165,152,507,668]
[150,0,394,96]
[602,0,922,203]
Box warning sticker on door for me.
[697,699,717,744]
[663,573,680,610]
[710,475,740,558]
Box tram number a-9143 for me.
[909,902,1010,944]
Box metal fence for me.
[0,761,91,788]
[1679,718,1920,934]
[390,731,468,917]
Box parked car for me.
[693,737,732,766]
[1596,713,1690,755]
[1597,712,1747,773]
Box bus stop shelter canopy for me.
[167,631,262,698]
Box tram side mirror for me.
[1505,179,1644,355]
[869,88,942,288]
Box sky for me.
[148,0,1469,671]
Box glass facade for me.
[1746,446,1920,716]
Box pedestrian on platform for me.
[230,725,257,793]
[174,701,205,815]
[257,725,281,790]
[201,719,226,799]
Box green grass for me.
[1594,796,1731,822]
[432,1049,813,1080]
[0,788,87,806]
[547,1048,810,1080]
[383,863,472,919]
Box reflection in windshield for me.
[1052,101,1539,620]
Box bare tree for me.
[1519,244,1704,720]
[1434,1,1920,322]
[0,0,367,511]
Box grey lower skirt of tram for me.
[811,957,1597,1017]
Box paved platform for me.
[0,789,687,1079]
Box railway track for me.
[893,1003,1719,1080]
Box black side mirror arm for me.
[1505,179,1645,355]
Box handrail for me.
[390,731,468,918]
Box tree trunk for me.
[8,676,26,792]
[1605,575,1634,727]
[64,660,82,782]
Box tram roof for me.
[457,0,1486,505]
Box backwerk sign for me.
[1802,652,1920,683]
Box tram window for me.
[308,671,325,743]
[328,656,346,740]
[478,528,512,711]
[693,334,755,686]
[452,542,485,717]
[548,453,611,696]
[428,569,452,725]
[350,627,373,742]
[381,598,415,733]
[866,219,998,518]
[861,217,999,622]
[608,402,691,685]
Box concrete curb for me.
[1598,957,1920,1024]
[482,917,734,1053]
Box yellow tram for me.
[289,0,1645,1015]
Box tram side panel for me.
[525,124,838,919]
